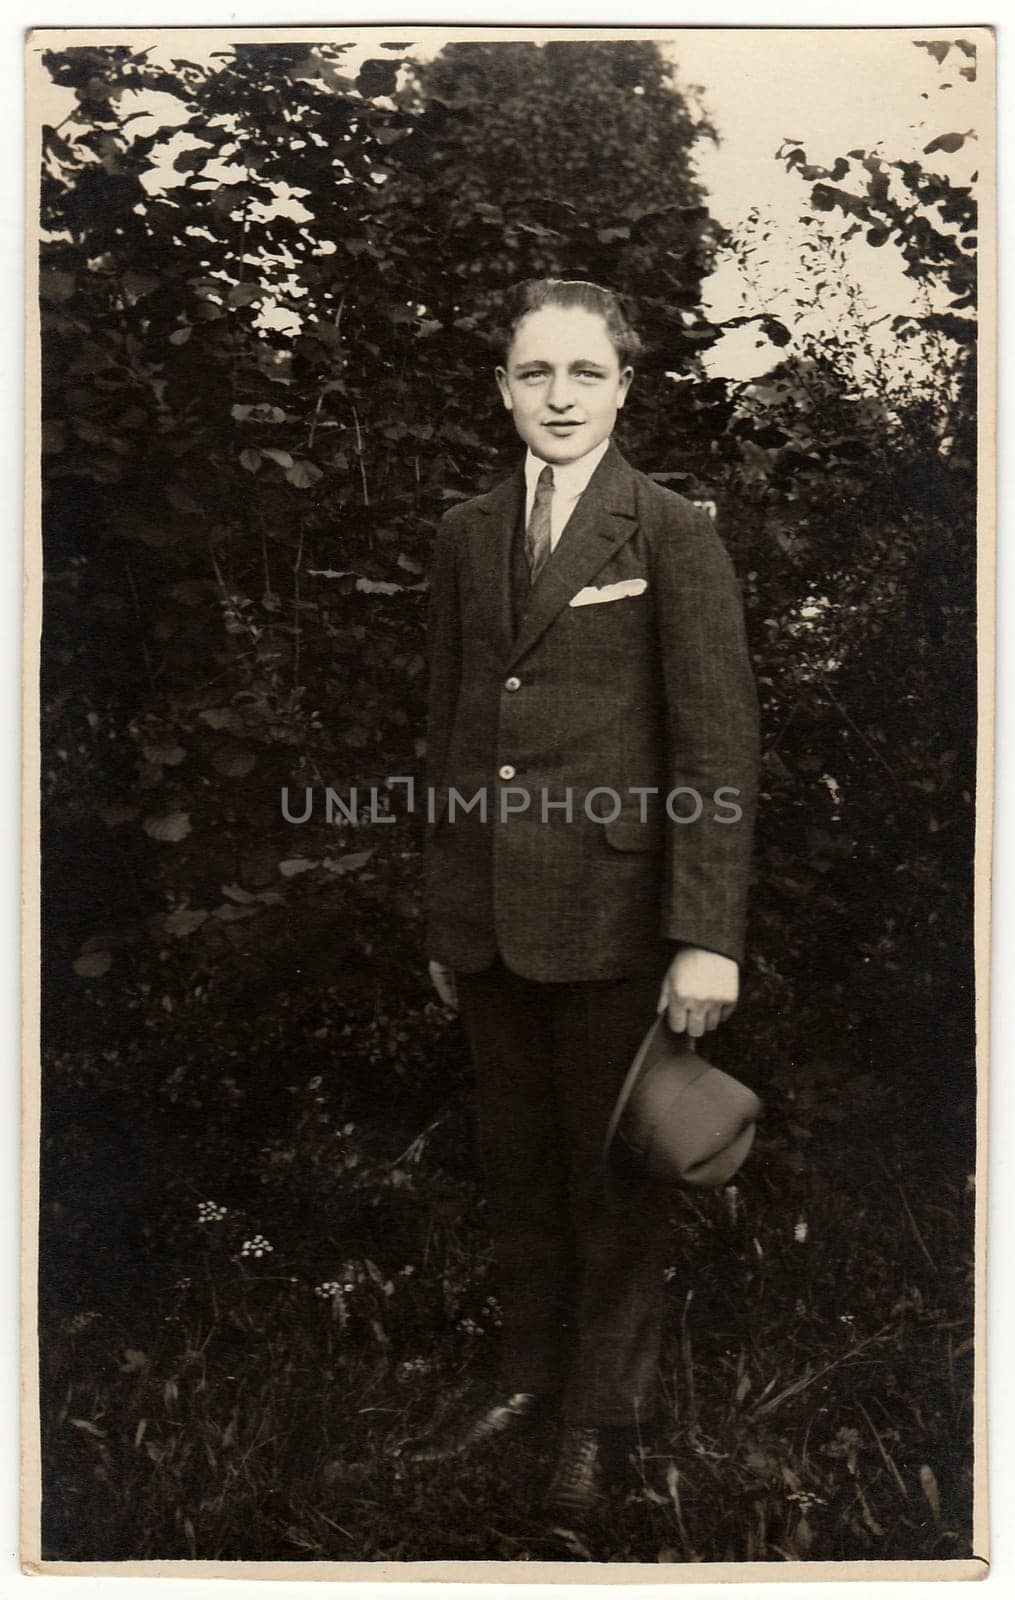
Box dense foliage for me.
[37,36,979,1562]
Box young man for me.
[418,279,759,1515]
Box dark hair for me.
[498,278,643,367]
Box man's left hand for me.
[657,947,739,1038]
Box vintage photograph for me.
[24,23,991,1573]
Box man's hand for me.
[428,959,458,1012]
[657,946,738,1039]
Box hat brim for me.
[604,1013,705,1163]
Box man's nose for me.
[546,375,575,411]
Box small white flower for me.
[794,1217,809,1244]
[197,1201,228,1224]
[241,1234,274,1259]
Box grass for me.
[37,970,976,1564]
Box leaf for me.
[98,803,139,826]
[232,403,287,423]
[260,448,294,469]
[143,811,192,843]
[168,326,193,346]
[165,482,203,516]
[209,742,257,778]
[915,40,951,65]
[278,858,318,877]
[70,1418,106,1437]
[120,1348,150,1373]
[923,131,970,155]
[762,317,792,347]
[163,907,209,938]
[173,145,209,173]
[228,283,264,307]
[40,270,76,304]
[142,743,186,766]
[355,577,404,596]
[794,1515,815,1554]
[919,1464,942,1523]
[213,903,259,922]
[73,950,112,978]
[305,317,344,348]
[285,459,323,489]
[122,272,160,301]
[239,448,263,473]
[356,58,400,97]
[327,849,375,875]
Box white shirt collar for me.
[524,436,611,506]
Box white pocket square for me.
[569,577,648,607]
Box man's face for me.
[495,305,633,466]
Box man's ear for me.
[616,366,634,408]
[495,366,513,412]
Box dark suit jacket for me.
[423,441,760,981]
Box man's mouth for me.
[543,420,583,431]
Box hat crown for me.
[605,1018,762,1189]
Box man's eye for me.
[519,371,546,383]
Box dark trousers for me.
[455,952,673,1427]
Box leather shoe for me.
[543,1425,607,1518]
[406,1390,544,1464]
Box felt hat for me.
[604,1015,762,1188]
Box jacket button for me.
[498,764,516,781]
[504,675,521,692]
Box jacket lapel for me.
[465,462,525,661]
[506,441,639,668]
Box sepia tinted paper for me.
[22,22,994,1581]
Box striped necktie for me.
[525,464,555,583]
